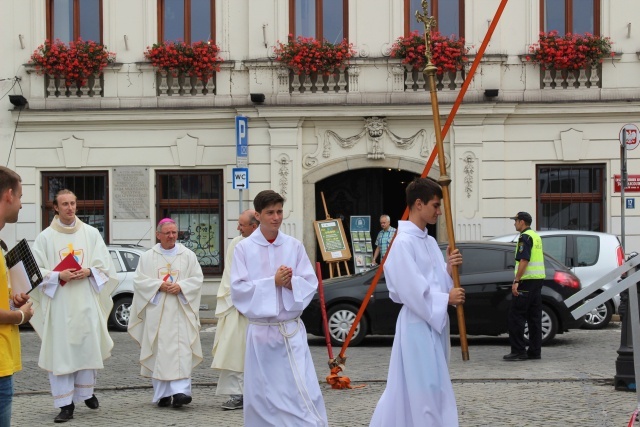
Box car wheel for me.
[327,304,368,347]
[581,298,613,330]
[525,305,558,346]
[110,296,132,332]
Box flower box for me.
[274,36,355,77]
[29,39,115,97]
[390,31,468,76]
[144,41,223,96]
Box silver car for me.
[108,245,146,331]
[490,230,624,329]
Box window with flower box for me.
[541,0,600,35]
[289,0,349,43]
[405,0,464,38]
[159,0,216,43]
[41,171,109,239]
[156,170,223,275]
[46,0,103,43]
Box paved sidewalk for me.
[10,321,639,426]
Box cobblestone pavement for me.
[10,320,639,426]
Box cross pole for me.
[416,0,469,361]
[332,0,510,368]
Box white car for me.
[490,230,624,329]
[108,245,146,331]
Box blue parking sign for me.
[236,116,248,158]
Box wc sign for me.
[620,124,640,150]
[232,168,249,190]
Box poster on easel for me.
[350,215,373,274]
[313,218,351,262]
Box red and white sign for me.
[614,174,640,192]
[620,124,640,150]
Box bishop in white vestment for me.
[128,218,203,408]
[231,190,328,427]
[30,190,118,423]
[370,178,465,427]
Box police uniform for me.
[504,213,545,361]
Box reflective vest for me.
[515,229,545,279]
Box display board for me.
[313,218,352,262]
[350,216,374,274]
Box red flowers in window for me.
[144,41,224,80]
[30,39,115,87]
[391,31,468,75]
[526,31,614,71]
[274,35,355,76]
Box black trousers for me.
[507,278,543,356]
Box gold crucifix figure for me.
[415,0,437,68]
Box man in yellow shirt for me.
[0,166,33,426]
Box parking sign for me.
[236,116,248,160]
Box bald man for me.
[211,210,258,410]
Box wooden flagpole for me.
[416,0,469,361]
[334,0,510,366]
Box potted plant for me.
[30,39,115,88]
[274,35,355,76]
[526,31,613,70]
[390,31,468,75]
[144,40,223,80]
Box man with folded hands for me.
[128,218,203,409]
[31,189,118,423]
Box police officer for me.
[503,212,545,361]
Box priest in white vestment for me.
[128,218,203,409]
[211,209,257,410]
[231,190,328,427]
[30,190,118,423]
[370,178,465,427]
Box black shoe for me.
[527,354,542,360]
[172,393,192,408]
[503,352,528,361]
[54,402,74,423]
[84,394,99,409]
[157,396,172,407]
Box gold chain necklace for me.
[158,247,179,273]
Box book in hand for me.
[5,239,43,295]
[54,252,83,286]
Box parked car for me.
[108,244,146,331]
[490,230,624,329]
[301,242,584,346]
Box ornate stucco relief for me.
[275,154,291,201]
[302,116,430,168]
[458,151,479,220]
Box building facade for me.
[1,0,639,305]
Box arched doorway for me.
[315,168,434,275]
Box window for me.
[537,164,605,231]
[405,0,464,37]
[541,0,600,35]
[46,0,102,43]
[110,251,124,273]
[575,235,599,266]
[159,0,216,43]
[459,249,506,275]
[541,236,568,265]
[156,170,223,274]
[289,0,348,43]
[42,172,109,239]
